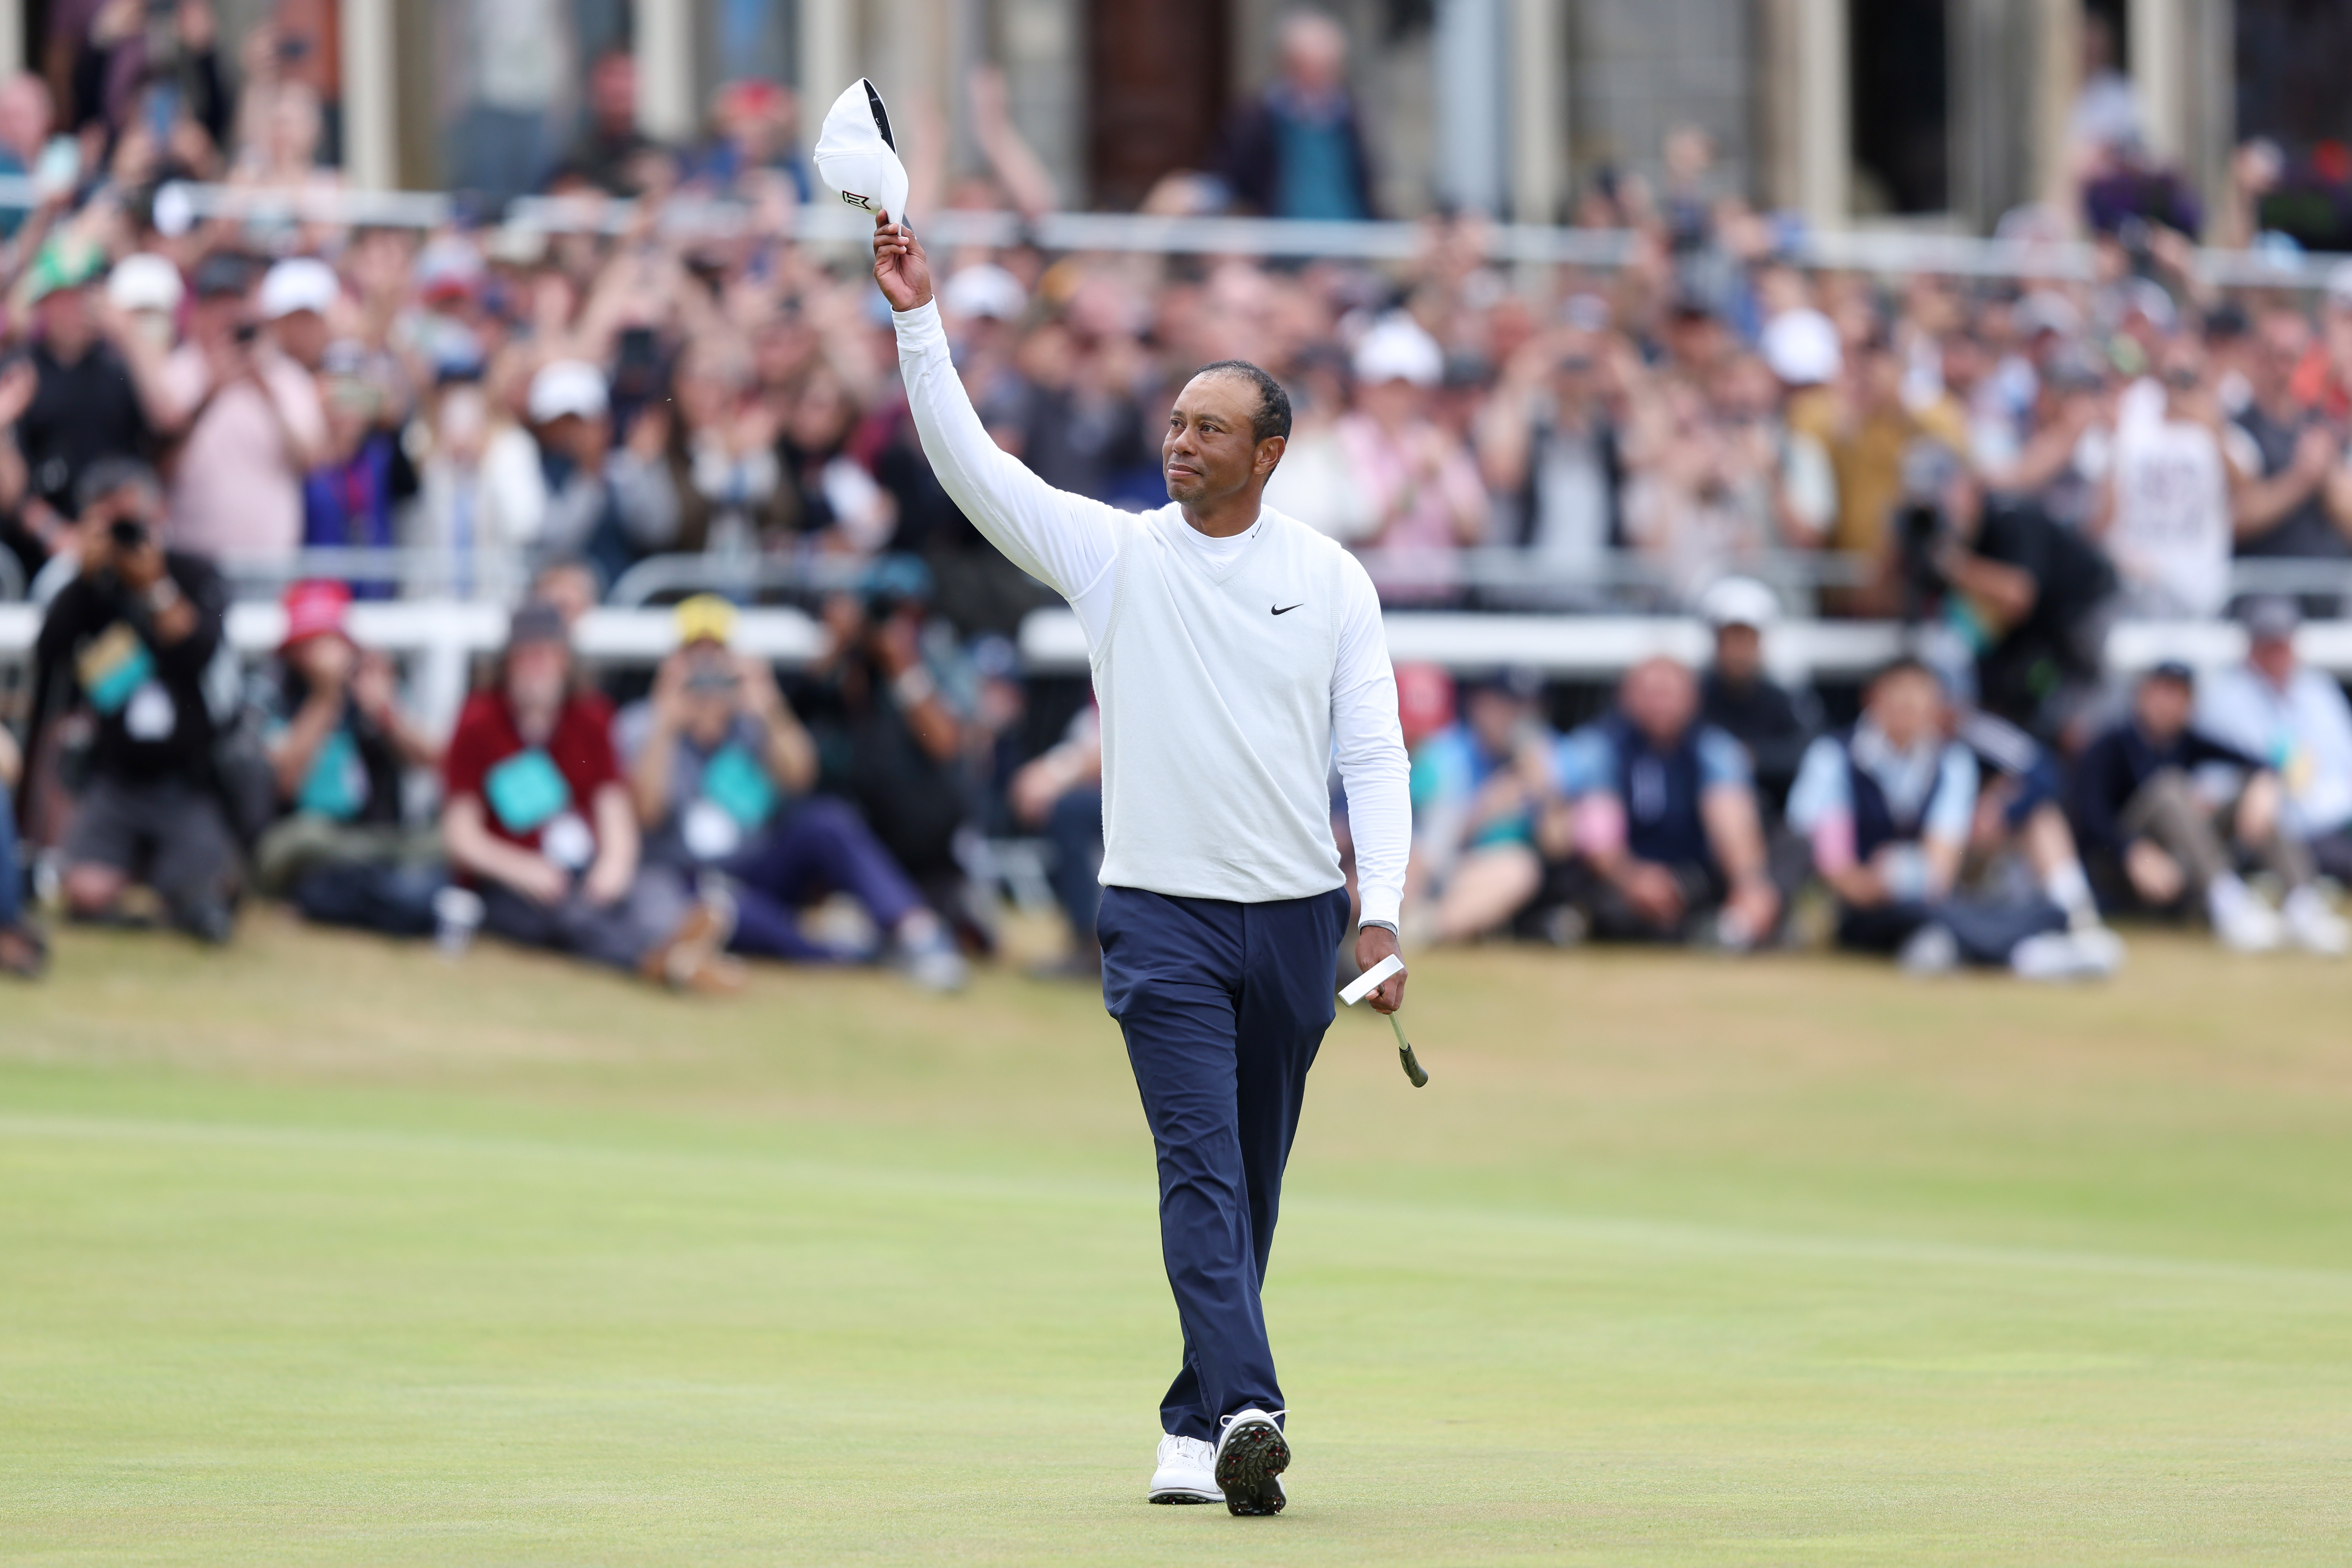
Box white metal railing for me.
[0,173,2346,287]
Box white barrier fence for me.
[6,601,2350,741]
[0,173,2346,289]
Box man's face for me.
[679,648,741,746]
[540,412,609,465]
[1163,372,1280,509]
[505,640,570,711]
[270,308,329,371]
[1465,687,1527,754]
[2135,675,2193,740]
[1714,623,1762,683]
[1620,658,1698,747]
[2251,634,2297,686]
[1869,669,1943,749]
[36,285,94,357]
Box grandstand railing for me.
[3,174,2346,289]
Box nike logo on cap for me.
[1271,603,1303,615]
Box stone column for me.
[634,0,696,143]
[338,0,396,188]
[1509,0,1566,224]
[1795,0,1849,228]
[1434,0,1507,214]
[0,0,21,78]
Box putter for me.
[1339,953,1427,1087]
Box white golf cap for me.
[940,263,1027,322]
[814,78,910,220]
[106,252,183,314]
[1352,312,1443,388]
[257,256,339,320]
[1700,575,1780,630]
[1759,308,1841,387]
[527,359,610,424]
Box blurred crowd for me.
[4,6,2352,985]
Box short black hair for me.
[76,455,160,515]
[1191,359,1292,445]
[1870,654,1938,690]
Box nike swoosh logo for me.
[1271,603,1303,616]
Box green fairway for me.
[5,914,2352,1565]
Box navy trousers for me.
[1098,882,1351,1443]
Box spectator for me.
[0,723,45,977]
[561,48,664,197]
[1342,313,1486,601]
[614,596,966,989]
[1800,336,1969,618]
[1953,705,2110,937]
[1695,576,1818,812]
[252,580,446,934]
[440,599,739,990]
[1402,669,1550,945]
[1541,656,1781,948]
[1904,441,2116,739]
[2234,310,2345,585]
[1215,11,1378,221]
[524,358,678,589]
[2096,336,2242,619]
[11,243,176,574]
[1477,327,1623,598]
[406,367,543,599]
[1785,658,2111,978]
[794,560,980,942]
[159,252,330,566]
[24,458,236,942]
[2073,660,2346,954]
[257,257,338,374]
[2196,597,2352,884]
[302,343,416,592]
[1008,704,1102,979]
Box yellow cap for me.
[674,594,737,647]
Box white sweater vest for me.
[1093,504,1362,905]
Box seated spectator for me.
[2073,660,2346,954]
[2196,597,2352,885]
[252,581,447,936]
[1008,705,1102,979]
[1953,705,2111,937]
[794,561,981,943]
[1402,669,1551,945]
[1785,658,2111,977]
[1541,657,1780,948]
[159,252,329,565]
[440,599,738,991]
[525,359,678,591]
[615,596,965,990]
[2094,336,2242,620]
[26,459,237,942]
[0,723,45,977]
[1904,441,2116,740]
[1695,576,1818,812]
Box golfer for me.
[873,213,1410,1516]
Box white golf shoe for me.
[1147,1434,1219,1504]
[1213,1408,1290,1516]
[2282,887,2350,958]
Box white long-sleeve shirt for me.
[893,300,1410,928]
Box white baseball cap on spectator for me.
[106,252,183,315]
[1759,308,1841,387]
[940,263,1027,322]
[1352,312,1443,388]
[814,78,909,220]
[257,257,339,321]
[2014,291,2082,340]
[1700,576,1781,631]
[527,359,610,424]
[2119,277,2177,336]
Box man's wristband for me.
[1360,918,1399,938]
[145,577,184,615]
[891,665,937,709]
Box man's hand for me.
[509,855,571,906]
[581,851,631,908]
[872,212,934,313]
[1615,859,1687,925]
[1354,924,1407,1014]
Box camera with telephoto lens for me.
[108,517,148,551]
[1894,441,1966,623]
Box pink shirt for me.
[160,346,327,563]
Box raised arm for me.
[873,213,1119,625]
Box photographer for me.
[24,458,236,941]
[1897,441,2116,741]
[795,557,976,936]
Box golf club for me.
[1339,953,1427,1087]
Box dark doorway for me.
[1850,0,1950,214]
[2238,0,2352,150]
[1087,0,1229,210]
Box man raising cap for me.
[873,209,1412,1517]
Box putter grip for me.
[1389,1014,1429,1088]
